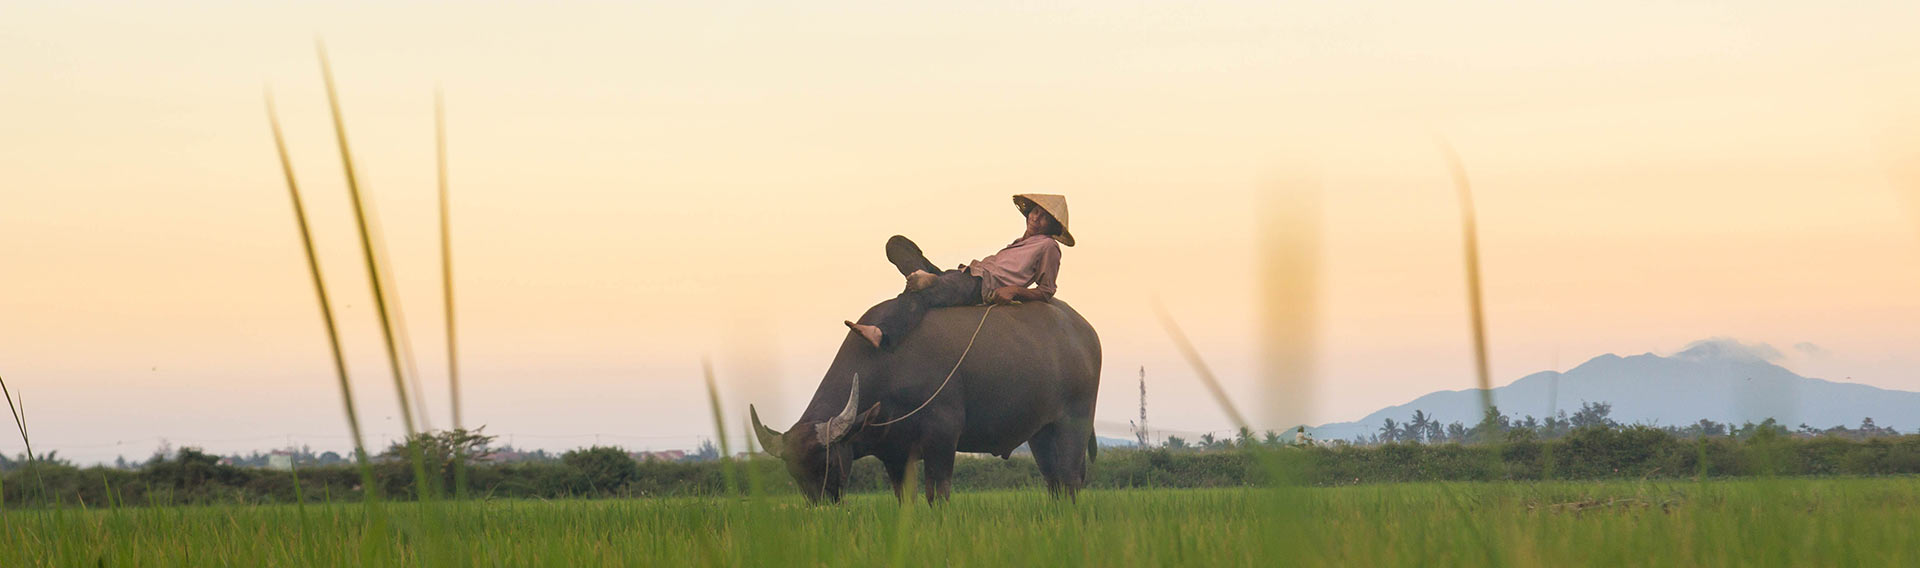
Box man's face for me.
[1025,206,1054,235]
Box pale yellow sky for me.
[3,1,1918,462]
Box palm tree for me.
[1378,418,1400,443]
[1407,410,1432,444]
[1400,422,1423,444]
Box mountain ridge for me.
[1307,339,1919,442]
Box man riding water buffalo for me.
[751,194,1100,503]
[845,193,1073,349]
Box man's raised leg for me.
[886,235,941,277]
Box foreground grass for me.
[3,477,1915,566]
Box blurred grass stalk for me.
[318,42,438,501]
[1153,169,1324,455]
[1877,116,1920,240]
[1258,172,1322,433]
[1153,296,1309,487]
[1869,116,1916,493]
[1435,136,1506,557]
[0,376,22,457]
[887,459,920,566]
[1435,136,1495,413]
[381,239,434,432]
[369,202,433,433]
[703,359,739,496]
[1152,301,1249,431]
[0,373,43,510]
[264,92,378,495]
[318,43,419,437]
[740,417,765,498]
[436,88,467,499]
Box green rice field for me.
[4,477,1914,566]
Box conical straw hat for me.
[1013,193,1074,247]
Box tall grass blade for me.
[887,457,919,566]
[381,247,434,431]
[264,91,379,496]
[1257,173,1322,432]
[1151,300,1249,430]
[1436,135,1508,560]
[740,416,765,499]
[317,41,438,502]
[369,208,434,432]
[1873,116,1920,238]
[289,456,312,557]
[436,88,460,429]
[435,87,467,499]
[317,42,420,438]
[703,358,738,497]
[0,374,43,506]
[0,375,30,464]
[1435,135,1495,413]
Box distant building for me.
[267,451,293,471]
[482,449,540,463]
[631,450,686,462]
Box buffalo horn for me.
[816,373,862,444]
[750,404,785,459]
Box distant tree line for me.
[1344,402,1904,446]
[4,416,1920,508]
[1153,403,1907,450]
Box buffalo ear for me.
[750,405,786,459]
[856,402,885,428]
[826,403,888,444]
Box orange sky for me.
[3,1,1919,462]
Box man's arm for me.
[990,242,1061,304]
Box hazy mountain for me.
[1308,338,1920,442]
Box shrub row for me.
[7,428,1920,507]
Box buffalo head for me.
[750,373,880,503]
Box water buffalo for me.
[750,300,1101,503]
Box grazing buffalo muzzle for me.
[751,301,1101,504]
[752,375,876,503]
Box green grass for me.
[4,477,1914,566]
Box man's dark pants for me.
[858,236,983,349]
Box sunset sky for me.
[4,1,1919,463]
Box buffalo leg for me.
[1028,425,1064,496]
[883,458,910,502]
[1055,424,1089,500]
[921,444,957,503]
[1033,421,1088,500]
